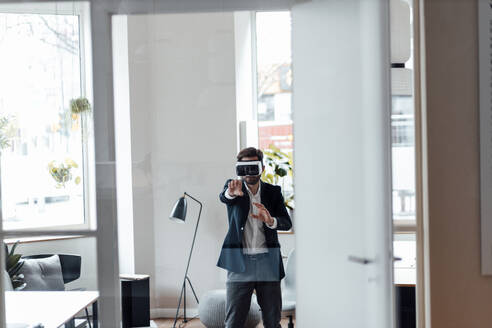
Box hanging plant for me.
[48,158,81,188]
[70,97,91,115]
[69,97,92,143]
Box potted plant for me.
[48,158,81,188]
[4,241,26,290]
[261,144,294,211]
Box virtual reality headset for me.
[236,161,262,177]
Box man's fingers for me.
[251,214,261,220]
[229,180,241,192]
[253,203,265,209]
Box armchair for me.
[20,254,91,328]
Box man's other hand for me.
[228,179,244,197]
[252,202,274,226]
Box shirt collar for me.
[244,181,261,196]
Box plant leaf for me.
[9,241,19,257]
[7,254,21,271]
[9,261,24,276]
[275,167,287,177]
[14,282,26,291]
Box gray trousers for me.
[225,253,282,328]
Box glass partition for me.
[0,2,106,328]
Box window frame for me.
[0,1,95,231]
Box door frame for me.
[413,0,431,327]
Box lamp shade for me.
[170,196,187,223]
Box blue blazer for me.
[216,180,292,280]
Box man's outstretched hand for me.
[228,179,244,197]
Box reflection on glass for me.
[3,237,99,327]
[0,12,90,230]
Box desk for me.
[6,291,99,328]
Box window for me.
[235,11,294,212]
[0,3,94,230]
[392,96,416,221]
[253,11,294,211]
[255,12,293,153]
[392,96,415,147]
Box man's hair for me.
[237,147,264,163]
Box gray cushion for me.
[199,289,261,328]
[19,255,65,291]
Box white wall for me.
[127,12,237,313]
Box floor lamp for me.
[169,192,202,328]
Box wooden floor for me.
[155,318,293,328]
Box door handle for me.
[348,255,374,265]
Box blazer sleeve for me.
[272,186,292,231]
[219,179,239,205]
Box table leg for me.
[92,301,99,328]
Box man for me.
[217,147,292,328]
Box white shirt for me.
[225,182,278,255]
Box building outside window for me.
[255,11,293,153]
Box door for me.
[292,1,394,327]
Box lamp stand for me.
[173,192,202,328]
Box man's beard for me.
[244,175,261,185]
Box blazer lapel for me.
[238,181,250,226]
[260,181,268,207]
